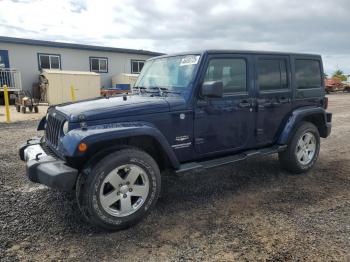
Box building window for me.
[295,59,322,89]
[257,59,288,91]
[131,60,145,74]
[38,53,61,70]
[90,57,108,73]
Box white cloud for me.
[0,0,349,74]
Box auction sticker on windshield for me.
[180,55,200,66]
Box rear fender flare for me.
[278,107,327,145]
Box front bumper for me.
[19,137,78,190]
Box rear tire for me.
[15,105,20,112]
[76,148,161,231]
[21,106,26,114]
[279,122,320,174]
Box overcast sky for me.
[0,0,349,75]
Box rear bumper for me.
[19,137,78,190]
[325,112,332,137]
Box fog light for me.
[78,143,87,152]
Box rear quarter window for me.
[295,59,322,89]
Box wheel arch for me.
[82,135,176,173]
[302,113,328,137]
[278,107,328,145]
[62,122,180,172]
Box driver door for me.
[194,54,255,155]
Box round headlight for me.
[62,121,69,135]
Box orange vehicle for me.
[325,78,343,93]
[101,89,128,97]
[101,84,131,97]
[343,82,350,92]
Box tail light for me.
[324,97,328,109]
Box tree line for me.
[330,70,348,81]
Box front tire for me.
[76,148,161,231]
[279,122,320,174]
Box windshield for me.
[135,55,200,93]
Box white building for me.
[0,36,162,99]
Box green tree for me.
[332,69,347,81]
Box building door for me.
[0,50,10,68]
[194,54,255,154]
[0,50,10,88]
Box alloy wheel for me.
[99,164,149,217]
[295,132,316,165]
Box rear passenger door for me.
[255,55,292,146]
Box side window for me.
[38,53,61,70]
[131,60,145,74]
[257,59,288,91]
[295,59,321,89]
[204,58,246,94]
[90,57,108,73]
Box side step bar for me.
[176,145,287,174]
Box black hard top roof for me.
[149,49,321,60]
[205,49,319,56]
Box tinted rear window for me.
[295,59,322,89]
[257,59,288,91]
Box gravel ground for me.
[0,105,48,123]
[1,93,350,261]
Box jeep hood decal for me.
[55,95,172,122]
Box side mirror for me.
[200,81,223,98]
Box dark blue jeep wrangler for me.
[20,50,332,230]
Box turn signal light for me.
[78,143,88,152]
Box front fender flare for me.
[37,116,46,131]
[278,107,328,145]
[60,122,180,169]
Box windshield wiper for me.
[132,86,147,94]
[133,86,167,96]
[147,86,182,95]
[133,86,182,96]
[148,86,166,95]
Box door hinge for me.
[256,129,263,136]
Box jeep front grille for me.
[41,140,59,158]
[45,113,64,148]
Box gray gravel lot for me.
[1,93,350,261]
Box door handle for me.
[279,97,290,103]
[239,100,251,108]
[197,99,208,107]
[260,101,277,108]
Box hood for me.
[55,95,170,122]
